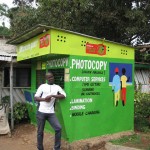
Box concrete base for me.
[105,142,141,150]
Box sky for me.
[0,0,37,28]
[0,0,15,28]
[0,0,15,8]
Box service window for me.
[4,67,31,87]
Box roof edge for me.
[7,24,134,48]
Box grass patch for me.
[110,134,141,145]
[110,133,150,150]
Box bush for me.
[1,96,30,124]
[1,96,10,104]
[13,102,30,124]
[134,90,150,132]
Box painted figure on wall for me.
[121,68,130,106]
[112,67,121,106]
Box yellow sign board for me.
[17,31,51,61]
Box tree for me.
[8,6,39,37]
[4,0,150,47]
[12,0,37,7]
[0,4,11,36]
[0,3,9,17]
[2,0,150,62]
[0,26,11,36]
[0,3,9,26]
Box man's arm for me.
[34,85,66,102]
[34,96,52,102]
[35,93,65,102]
[34,84,53,102]
[51,94,65,100]
[54,86,66,99]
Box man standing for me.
[34,71,66,150]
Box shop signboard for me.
[17,31,50,61]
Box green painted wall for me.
[25,54,134,142]
[64,55,134,141]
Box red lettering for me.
[39,34,50,48]
[86,43,106,56]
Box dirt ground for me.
[0,123,106,150]
[0,123,107,150]
[0,123,149,150]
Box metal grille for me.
[36,70,46,88]
[48,69,64,89]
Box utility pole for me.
[10,57,14,130]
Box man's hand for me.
[45,95,53,102]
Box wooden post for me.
[10,57,14,130]
[0,68,2,103]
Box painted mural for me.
[109,63,132,106]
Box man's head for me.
[46,71,54,84]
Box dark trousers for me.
[36,111,62,150]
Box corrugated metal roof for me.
[0,52,16,56]
[0,52,16,62]
[135,62,150,68]
[7,24,134,48]
[7,24,51,45]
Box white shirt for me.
[35,83,66,113]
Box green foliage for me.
[13,102,30,124]
[2,0,150,62]
[13,0,35,6]
[0,4,11,36]
[0,3,9,16]
[110,133,150,150]
[135,46,150,63]
[0,26,11,36]
[134,89,150,132]
[6,0,150,46]
[8,6,38,37]
[1,95,10,104]
[1,96,30,124]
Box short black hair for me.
[45,71,53,77]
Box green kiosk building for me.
[8,25,135,142]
